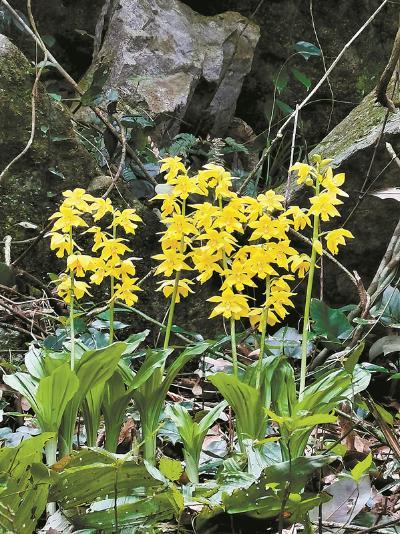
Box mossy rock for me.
[0,34,99,275]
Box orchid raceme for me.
[48,189,143,353]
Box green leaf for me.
[167,133,197,156]
[273,68,289,94]
[291,68,312,90]
[310,299,353,341]
[351,452,372,482]
[36,363,79,431]
[159,457,183,481]
[294,41,321,60]
[344,342,365,373]
[50,450,161,508]
[71,493,173,530]
[168,401,226,483]
[209,373,267,444]
[59,343,126,456]
[223,137,249,154]
[0,433,55,534]
[276,99,294,116]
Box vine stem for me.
[299,181,320,400]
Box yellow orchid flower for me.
[325,228,354,255]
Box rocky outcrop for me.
[85,0,260,142]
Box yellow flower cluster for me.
[49,189,142,307]
[152,155,354,331]
[291,157,354,255]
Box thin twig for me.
[238,0,390,195]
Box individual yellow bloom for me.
[49,232,74,258]
[90,258,108,285]
[113,258,137,281]
[91,197,113,221]
[191,248,223,283]
[49,205,88,233]
[321,168,348,197]
[160,156,187,183]
[248,307,279,329]
[152,193,181,216]
[86,226,108,250]
[267,289,295,319]
[66,254,96,277]
[248,214,274,241]
[309,192,342,221]
[222,260,256,291]
[270,275,295,293]
[95,238,132,260]
[172,174,204,199]
[325,228,354,255]
[153,249,191,277]
[213,204,247,234]
[313,239,323,255]
[156,278,195,303]
[285,206,311,231]
[208,288,250,320]
[56,274,91,303]
[290,162,314,185]
[248,214,288,241]
[113,278,141,307]
[62,188,94,212]
[160,232,191,253]
[247,246,278,279]
[198,164,235,199]
[257,190,285,212]
[111,209,142,235]
[197,229,237,256]
[269,240,298,270]
[290,253,311,278]
[163,213,197,236]
[191,202,220,229]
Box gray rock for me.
[86,0,260,141]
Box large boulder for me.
[85,0,260,141]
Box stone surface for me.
[0,33,99,274]
[85,0,260,141]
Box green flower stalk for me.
[299,179,320,400]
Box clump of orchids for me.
[48,190,142,369]
[152,154,353,394]
[48,154,353,397]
